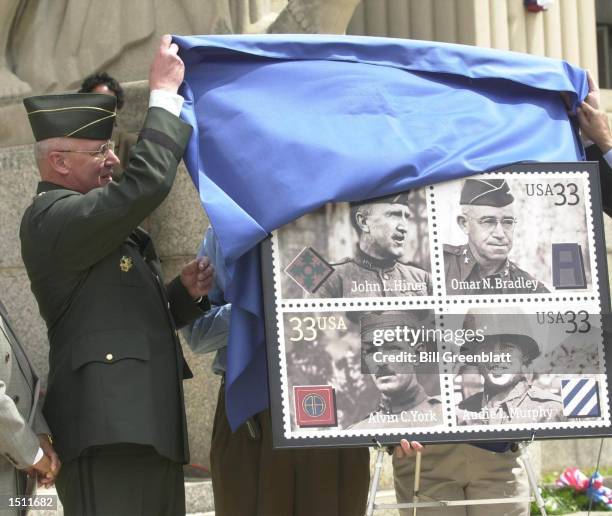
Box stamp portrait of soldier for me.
[444,178,549,295]
[456,311,564,426]
[351,311,442,429]
[317,192,432,298]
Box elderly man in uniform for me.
[457,311,564,425]
[317,192,432,298]
[20,36,213,515]
[352,311,442,429]
[0,300,60,514]
[444,178,549,295]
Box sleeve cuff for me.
[604,148,612,168]
[33,447,44,466]
[166,276,210,328]
[149,89,184,116]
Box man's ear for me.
[47,151,70,177]
[457,215,469,235]
[355,211,369,233]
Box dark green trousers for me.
[56,444,185,516]
[211,381,371,516]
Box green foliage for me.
[530,487,611,514]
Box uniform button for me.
[167,302,171,310]
[105,353,114,361]
[12,395,19,404]
[382,273,389,280]
[4,353,9,363]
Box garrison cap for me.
[461,309,540,362]
[360,310,432,343]
[459,178,514,207]
[23,93,116,141]
[351,190,412,209]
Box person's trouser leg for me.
[294,446,370,516]
[464,445,529,516]
[393,443,468,516]
[210,379,370,516]
[210,380,295,516]
[56,443,185,516]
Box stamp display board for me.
[261,163,612,447]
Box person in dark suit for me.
[0,300,60,515]
[19,35,213,516]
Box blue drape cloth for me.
[175,34,588,431]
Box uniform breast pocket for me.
[71,329,153,421]
[71,329,150,371]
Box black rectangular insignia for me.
[552,243,586,289]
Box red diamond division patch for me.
[294,385,338,427]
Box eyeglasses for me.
[468,216,517,233]
[55,140,115,160]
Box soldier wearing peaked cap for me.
[20,36,214,516]
[351,311,442,429]
[456,310,563,426]
[317,191,432,299]
[444,178,549,296]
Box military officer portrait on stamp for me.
[316,191,432,299]
[456,310,564,426]
[350,311,442,429]
[443,178,549,296]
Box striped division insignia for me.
[561,379,601,418]
[284,247,333,294]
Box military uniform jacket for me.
[443,243,549,295]
[20,107,206,465]
[0,300,49,510]
[317,249,431,298]
[457,379,564,425]
[350,385,442,429]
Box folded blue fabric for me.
[175,34,587,431]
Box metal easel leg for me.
[412,450,422,516]
[366,444,386,516]
[519,441,547,516]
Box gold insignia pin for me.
[119,256,134,272]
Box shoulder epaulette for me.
[329,257,353,267]
[442,243,463,255]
